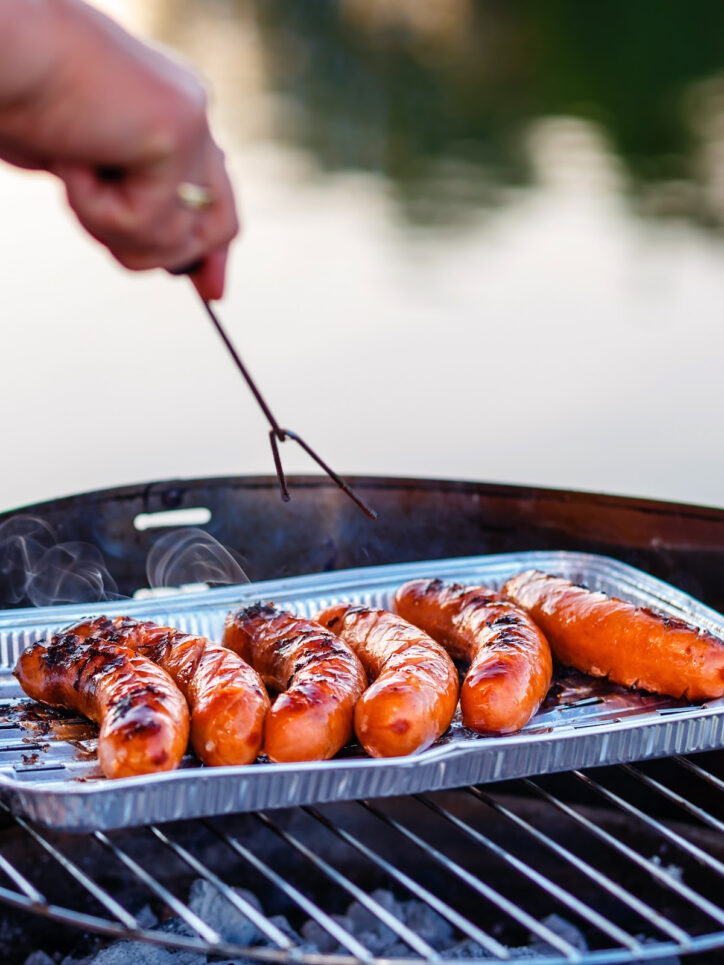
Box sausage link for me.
[316,604,459,758]
[14,631,189,779]
[66,616,269,766]
[223,602,366,763]
[503,569,724,700]
[395,578,552,733]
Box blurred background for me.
[3,0,724,512]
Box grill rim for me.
[4,472,724,613]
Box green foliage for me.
[252,0,724,225]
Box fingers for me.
[54,132,239,299]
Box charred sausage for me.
[223,603,366,762]
[316,604,459,758]
[503,569,724,700]
[64,616,269,766]
[395,578,552,733]
[14,631,189,779]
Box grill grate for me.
[1,756,724,963]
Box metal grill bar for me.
[417,793,632,952]
[148,824,293,949]
[255,811,440,961]
[0,883,219,957]
[571,770,724,927]
[525,778,695,948]
[527,773,724,935]
[0,847,45,904]
[676,755,724,791]
[304,804,511,960]
[361,800,579,960]
[205,819,375,960]
[619,764,724,863]
[93,830,223,946]
[465,787,645,950]
[653,759,724,835]
[0,879,364,965]
[2,806,139,931]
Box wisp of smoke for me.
[0,515,121,607]
[0,516,248,607]
[146,528,249,590]
[25,542,122,607]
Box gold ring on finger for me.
[176,182,215,211]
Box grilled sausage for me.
[503,569,724,700]
[223,603,367,762]
[316,604,459,758]
[64,616,269,766]
[395,578,552,733]
[14,631,189,779]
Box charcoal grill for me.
[2,475,724,964]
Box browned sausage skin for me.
[316,603,459,758]
[14,631,189,779]
[395,578,552,734]
[223,602,366,763]
[63,616,269,767]
[504,569,724,700]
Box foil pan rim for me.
[1,550,723,831]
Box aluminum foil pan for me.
[1,551,723,833]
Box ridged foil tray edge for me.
[1,550,723,832]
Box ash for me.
[25,880,680,965]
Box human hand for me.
[0,0,238,299]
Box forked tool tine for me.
[199,296,377,520]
